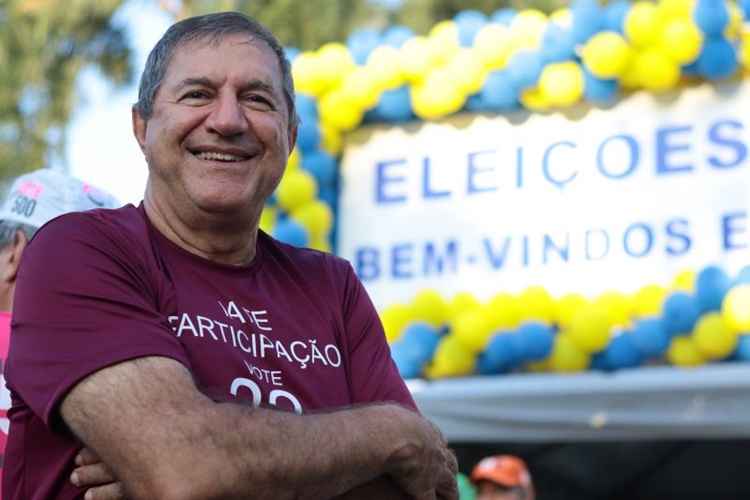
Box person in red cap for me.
[471,455,536,500]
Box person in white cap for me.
[0,168,118,497]
[3,11,457,500]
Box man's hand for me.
[384,407,459,500]
[70,448,126,500]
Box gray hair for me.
[134,11,298,128]
[0,220,37,251]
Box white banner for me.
[337,82,750,309]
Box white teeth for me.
[195,151,244,162]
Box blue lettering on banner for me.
[543,233,570,264]
[483,237,512,270]
[423,240,459,276]
[391,243,414,279]
[515,147,524,189]
[708,119,747,169]
[585,228,610,260]
[623,222,654,257]
[355,247,380,281]
[656,124,693,175]
[375,159,407,204]
[542,141,578,189]
[722,211,748,250]
[596,134,639,179]
[422,157,451,199]
[467,150,498,194]
[665,218,692,256]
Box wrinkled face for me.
[135,33,295,220]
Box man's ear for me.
[132,106,148,154]
[287,119,298,155]
[0,229,29,284]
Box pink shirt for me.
[0,310,10,499]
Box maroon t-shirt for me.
[3,204,415,500]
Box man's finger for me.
[75,447,101,466]
[83,482,126,500]
[71,463,117,488]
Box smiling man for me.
[3,12,457,500]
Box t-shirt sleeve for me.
[338,261,418,412]
[6,213,190,428]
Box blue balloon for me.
[735,265,750,285]
[696,37,738,80]
[266,192,278,207]
[383,25,414,48]
[742,0,750,20]
[273,218,309,247]
[603,332,644,369]
[571,4,603,44]
[284,46,300,62]
[295,93,318,121]
[734,335,750,361]
[603,0,629,33]
[455,10,488,47]
[682,60,701,76]
[400,322,441,365]
[694,0,730,37]
[507,51,545,90]
[584,70,619,103]
[696,265,732,312]
[631,318,670,358]
[301,150,337,186]
[372,86,414,122]
[542,24,577,63]
[391,342,424,378]
[517,322,555,361]
[480,70,520,111]
[318,185,338,211]
[296,120,321,153]
[590,352,612,371]
[347,29,381,65]
[491,8,517,26]
[464,93,486,112]
[661,292,701,337]
[481,332,520,374]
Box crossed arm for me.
[62,356,457,500]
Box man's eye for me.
[182,91,208,100]
[246,95,273,106]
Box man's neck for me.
[143,190,259,267]
[0,284,13,313]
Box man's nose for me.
[205,93,249,136]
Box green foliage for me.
[0,0,132,182]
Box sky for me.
[60,0,173,205]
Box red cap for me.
[470,455,531,488]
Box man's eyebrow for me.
[241,79,277,96]
[173,77,215,93]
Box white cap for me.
[0,169,120,229]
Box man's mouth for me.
[193,151,248,162]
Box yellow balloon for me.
[526,358,551,373]
[308,235,331,253]
[319,91,364,132]
[445,49,487,95]
[339,67,384,110]
[486,292,521,330]
[549,334,590,373]
[474,24,513,70]
[366,45,405,90]
[276,170,317,212]
[291,52,327,96]
[517,286,556,324]
[452,308,494,353]
[581,31,633,79]
[286,147,301,171]
[693,312,739,360]
[426,336,475,378]
[510,9,548,50]
[380,303,414,343]
[411,289,449,327]
[259,206,276,234]
[625,2,666,47]
[550,8,573,28]
[448,291,482,320]
[658,0,694,20]
[519,86,550,112]
[428,20,460,68]
[594,291,633,328]
[667,336,706,367]
[569,305,612,353]
[660,19,703,64]
[411,69,466,120]
[320,123,343,155]
[634,49,681,92]
[538,61,585,107]
[632,284,668,318]
[671,269,696,292]
[722,285,750,332]
[725,1,743,40]
[290,200,333,239]
[556,293,588,331]
[399,36,440,83]
[741,27,750,69]
[620,57,644,88]
[316,42,355,89]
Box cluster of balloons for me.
[386,264,750,380]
